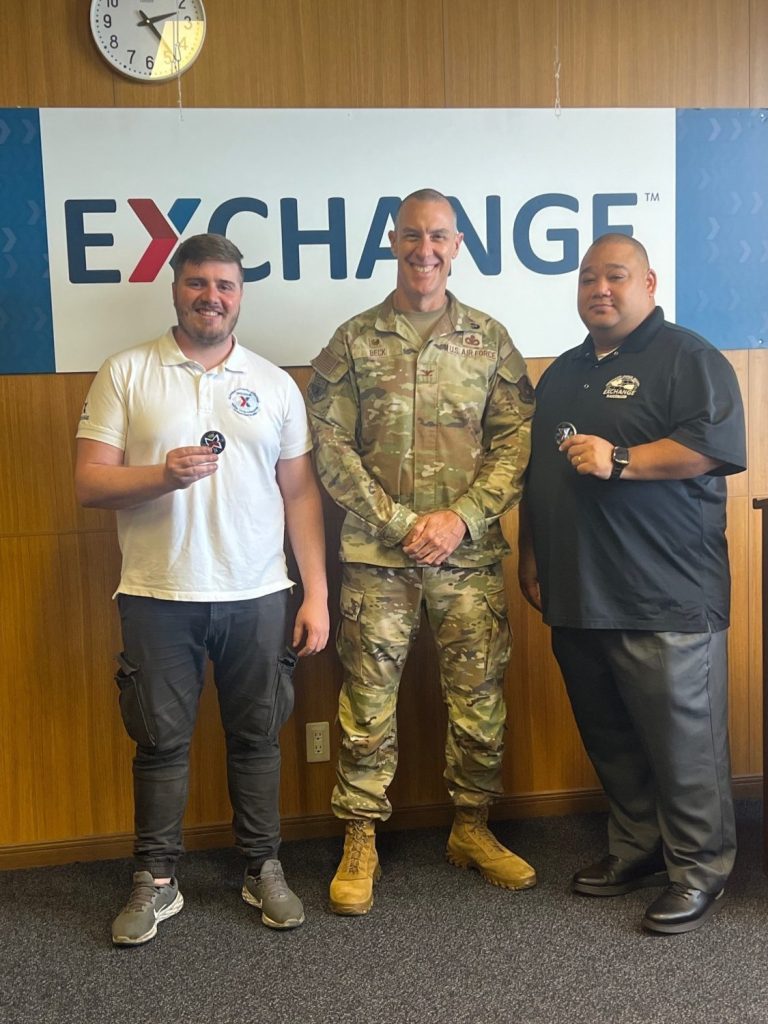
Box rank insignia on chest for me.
[464,334,482,347]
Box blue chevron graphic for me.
[676,109,768,349]
[0,109,54,373]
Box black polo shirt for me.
[526,307,746,632]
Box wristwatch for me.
[610,446,630,479]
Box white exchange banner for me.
[39,108,676,370]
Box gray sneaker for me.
[112,870,184,946]
[241,859,305,929]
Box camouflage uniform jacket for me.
[307,292,534,568]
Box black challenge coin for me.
[200,430,226,455]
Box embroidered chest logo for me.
[603,375,640,399]
[229,388,260,416]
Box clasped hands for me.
[401,509,467,566]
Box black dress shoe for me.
[572,854,668,896]
[642,882,724,934]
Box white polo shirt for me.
[77,331,312,601]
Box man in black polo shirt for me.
[519,233,746,934]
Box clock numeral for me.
[103,14,112,28]
[109,35,119,49]
[106,0,119,6]
[178,0,187,8]
[146,55,155,70]
[127,49,136,64]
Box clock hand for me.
[137,9,182,63]
[136,10,164,43]
[145,10,179,26]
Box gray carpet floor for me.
[2,801,766,1024]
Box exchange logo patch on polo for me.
[229,388,260,416]
[603,375,640,399]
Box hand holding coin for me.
[554,422,577,447]
[200,430,227,455]
[556,424,587,471]
[164,441,221,490]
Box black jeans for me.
[115,592,296,877]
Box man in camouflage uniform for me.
[306,188,536,915]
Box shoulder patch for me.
[310,345,348,383]
[307,375,328,404]
[514,374,536,405]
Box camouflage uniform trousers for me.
[332,561,512,821]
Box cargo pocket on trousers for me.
[114,652,156,747]
[267,647,298,738]
[336,583,364,677]
[483,586,512,679]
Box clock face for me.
[89,0,206,82]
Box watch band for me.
[610,445,630,479]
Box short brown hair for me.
[170,233,244,280]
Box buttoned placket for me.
[181,360,228,437]
[563,348,620,438]
[197,363,219,418]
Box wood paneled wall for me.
[1,0,766,867]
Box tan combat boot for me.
[446,806,537,890]
[329,819,381,915]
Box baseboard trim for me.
[1,775,761,871]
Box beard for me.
[175,303,240,347]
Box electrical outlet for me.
[305,721,330,763]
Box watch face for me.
[89,0,206,82]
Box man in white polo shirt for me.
[75,233,329,945]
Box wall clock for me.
[89,1,207,82]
